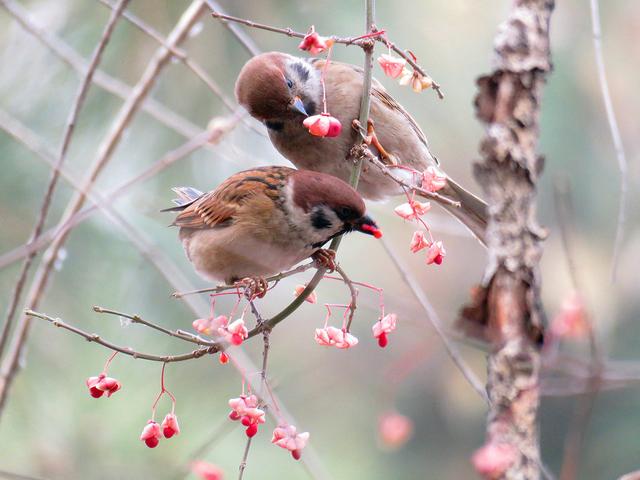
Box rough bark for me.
[462,1,555,479]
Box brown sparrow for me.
[163,166,381,287]
[235,52,488,243]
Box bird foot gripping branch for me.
[311,248,337,272]
[234,276,269,300]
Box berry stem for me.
[101,351,118,374]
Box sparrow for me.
[163,166,382,290]
[235,52,488,243]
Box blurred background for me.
[0,0,639,479]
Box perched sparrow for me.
[163,166,381,286]
[235,52,488,243]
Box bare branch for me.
[93,306,217,347]
[0,0,129,359]
[554,179,603,480]
[238,302,271,480]
[0,112,234,271]
[0,0,203,139]
[334,265,357,331]
[173,262,315,298]
[208,7,443,98]
[379,236,487,401]
[204,0,261,56]
[588,0,629,282]
[25,310,218,363]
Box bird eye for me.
[285,78,294,89]
[338,206,355,220]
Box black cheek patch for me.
[311,209,332,229]
[265,120,284,132]
[304,100,317,117]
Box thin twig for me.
[554,179,603,480]
[204,0,261,56]
[238,301,271,480]
[0,114,241,271]
[0,0,203,139]
[379,236,487,401]
[173,262,315,298]
[98,0,231,109]
[363,147,461,207]
[24,310,218,362]
[381,40,444,99]
[334,265,357,331]
[0,0,129,359]
[93,306,217,347]
[208,8,443,98]
[588,0,629,282]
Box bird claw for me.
[235,277,268,299]
[352,119,397,166]
[312,249,337,272]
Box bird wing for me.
[169,167,292,230]
[369,85,430,150]
[310,58,434,163]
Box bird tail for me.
[419,178,488,245]
[160,187,204,212]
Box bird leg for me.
[312,249,337,272]
[352,119,398,166]
[234,276,269,299]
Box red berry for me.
[89,386,104,398]
[229,411,241,421]
[145,437,159,448]
[219,352,229,364]
[163,427,175,438]
[434,254,443,265]
[245,424,258,437]
[241,416,251,427]
[291,449,302,460]
[326,117,342,137]
[231,333,244,346]
[377,332,388,348]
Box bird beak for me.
[354,216,383,238]
[291,96,308,116]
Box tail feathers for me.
[423,178,488,245]
[161,187,204,212]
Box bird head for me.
[235,52,320,122]
[286,170,382,249]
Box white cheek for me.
[283,183,343,246]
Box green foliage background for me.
[0,1,639,479]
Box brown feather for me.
[171,167,294,229]
[235,52,292,120]
[291,169,365,216]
